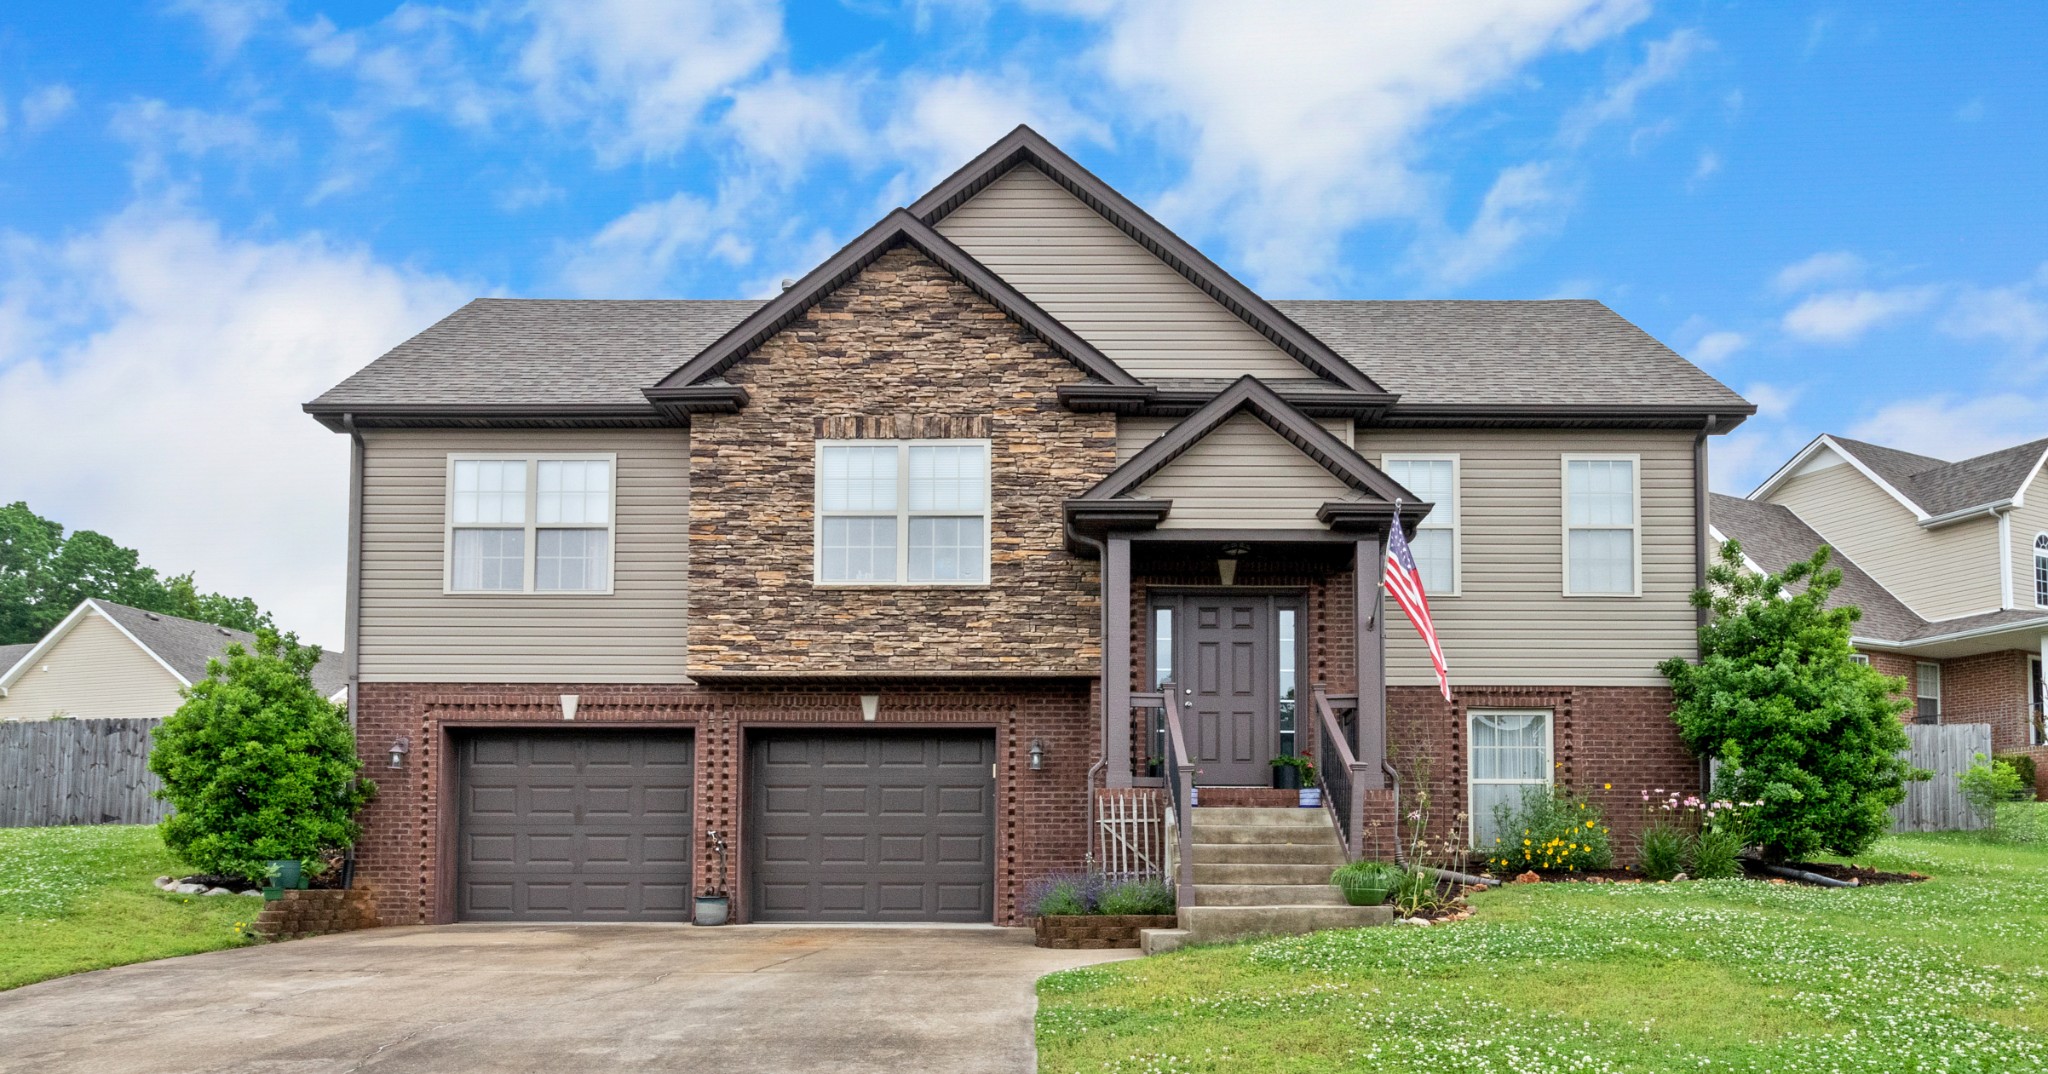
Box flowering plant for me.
[1270,752,1316,783]
[1485,785,1613,874]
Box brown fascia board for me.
[909,125,1396,403]
[303,402,670,432]
[1380,402,1756,431]
[1060,382,1391,420]
[646,208,1141,397]
[1079,375,1420,506]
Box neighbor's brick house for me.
[308,127,1755,927]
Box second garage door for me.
[749,730,995,922]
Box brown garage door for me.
[457,731,694,921]
[749,730,995,922]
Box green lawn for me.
[1038,815,2048,1074]
[0,825,254,991]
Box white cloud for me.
[557,186,757,296]
[1691,329,1747,363]
[167,0,283,56]
[1413,162,1569,286]
[724,69,871,179]
[1939,263,2048,362]
[1559,28,1709,147]
[20,85,76,131]
[1084,0,1649,291]
[1846,394,2039,462]
[0,208,468,646]
[1742,380,1799,419]
[108,99,283,185]
[1689,149,1721,185]
[881,71,1107,188]
[1781,286,1939,343]
[1772,250,1863,294]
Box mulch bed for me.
[1479,862,1928,888]
[1753,860,1928,886]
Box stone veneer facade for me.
[683,245,1117,676]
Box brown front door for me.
[1182,596,1274,786]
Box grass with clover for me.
[1037,817,2048,1073]
[0,825,255,990]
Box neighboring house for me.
[306,126,1753,928]
[1716,434,2048,777]
[0,599,346,722]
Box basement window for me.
[1469,710,1553,848]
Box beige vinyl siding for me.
[1355,429,1700,687]
[1115,415,1353,461]
[1767,462,2003,621]
[1133,413,1359,529]
[0,613,185,721]
[935,165,1309,381]
[2013,482,2048,609]
[358,429,691,683]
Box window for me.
[2034,534,2048,607]
[1848,653,1871,666]
[1147,606,1174,775]
[1469,710,1552,847]
[1277,608,1298,758]
[1915,662,1942,724]
[1382,455,1459,595]
[446,456,614,593]
[816,440,990,585]
[2031,658,2045,747]
[1562,455,1640,596]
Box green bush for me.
[1391,868,1443,917]
[1098,879,1175,916]
[1690,828,1745,879]
[148,631,372,882]
[1992,753,2038,795]
[1661,541,1919,862]
[1485,785,1614,874]
[1332,860,1403,905]
[1638,825,1690,881]
[1031,880,1092,917]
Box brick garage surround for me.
[684,244,1117,676]
[350,680,1096,928]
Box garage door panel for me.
[457,731,694,922]
[748,730,994,923]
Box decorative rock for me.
[1514,871,1541,884]
[153,876,174,890]
[203,887,234,896]
[240,889,264,897]
[173,883,207,895]
[1670,872,1689,882]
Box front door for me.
[1182,596,1274,786]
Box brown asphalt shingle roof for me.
[1708,493,1926,643]
[1829,435,2048,517]
[91,601,349,699]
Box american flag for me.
[1385,506,1451,701]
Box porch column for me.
[1355,537,1388,788]
[1104,535,1135,788]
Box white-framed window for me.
[1469,709,1553,848]
[445,455,615,594]
[1915,661,1942,725]
[815,440,991,586]
[1382,454,1459,595]
[1848,653,1871,666]
[2033,533,2048,607]
[1562,454,1641,597]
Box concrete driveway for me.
[0,924,1135,1073]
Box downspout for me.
[1695,416,1717,629]
[1068,520,1108,872]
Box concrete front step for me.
[1193,862,1342,885]
[1190,841,1347,866]
[1190,807,1330,825]
[1139,927,1191,955]
[1188,823,1343,846]
[1194,883,1346,907]
[1179,904,1394,944]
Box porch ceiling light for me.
[388,736,410,770]
[1218,543,1249,587]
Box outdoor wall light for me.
[1030,739,1046,771]
[388,736,410,770]
[1218,543,1251,587]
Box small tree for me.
[1659,541,1919,862]
[150,630,373,881]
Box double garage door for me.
[455,729,994,923]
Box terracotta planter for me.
[1031,914,1179,950]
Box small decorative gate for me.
[1095,788,1166,882]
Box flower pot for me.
[1188,786,1198,807]
[693,896,730,926]
[1299,787,1322,808]
[1336,877,1392,906]
[1272,765,1302,791]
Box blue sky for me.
[1,1,2043,642]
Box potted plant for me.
[1270,753,1311,791]
[1331,860,1402,906]
[695,829,730,926]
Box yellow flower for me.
[1603,783,1612,790]
[1524,838,1531,845]
[1585,820,1595,828]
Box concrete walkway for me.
[0,924,1136,1073]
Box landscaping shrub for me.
[1098,879,1174,916]
[1390,867,1443,916]
[149,631,371,882]
[1022,873,1104,917]
[1638,824,1689,881]
[1331,860,1403,905]
[1990,753,2037,797]
[1485,785,1613,874]
[1961,755,2044,844]
[1661,541,1919,862]
[1690,828,1745,879]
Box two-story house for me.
[1715,434,2048,786]
[306,127,1753,929]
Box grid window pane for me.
[908,516,984,583]
[1385,458,1455,525]
[1567,459,1635,526]
[1407,528,1454,594]
[819,446,898,511]
[535,529,608,591]
[1568,529,1634,594]
[909,444,987,511]
[537,460,611,524]
[820,517,898,582]
[1470,711,1551,847]
[451,529,525,591]
[2034,535,2048,606]
[451,461,526,524]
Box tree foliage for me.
[1659,540,1919,862]
[149,631,372,881]
[0,501,272,644]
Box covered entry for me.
[455,730,695,921]
[748,729,996,922]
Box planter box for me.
[1032,914,1178,950]
[251,886,382,941]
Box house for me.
[0,599,347,722]
[305,126,1753,930]
[1715,434,2048,781]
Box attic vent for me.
[142,612,160,621]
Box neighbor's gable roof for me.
[0,600,348,701]
[1753,433,2048,521]
[1707,493,1925,643]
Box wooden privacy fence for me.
[0,718,167,827]
[1891,722,1994,833]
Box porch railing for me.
[1140,682,1197,909]
[1312,685,1370,861]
